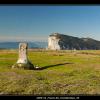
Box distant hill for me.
[0,42,47,49]
[49,33,100,50]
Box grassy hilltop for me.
[0,49,100,95]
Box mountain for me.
[1,34,100,50]
[49,33,100,50]
[0,42,47,49]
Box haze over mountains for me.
[0,42,47,49]
[0,34,100,50]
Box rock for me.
[12,43,34,69]
[47,33,100,50]
[48,33,61,50]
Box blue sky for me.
[0,5,100,42]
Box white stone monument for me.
[12,43,34,69]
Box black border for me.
[0,1,100,100]
[0,0,100,5]
[0,95,100,99]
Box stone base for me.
[12,62,34,70]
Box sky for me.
[0,5,100,42]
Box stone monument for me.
[12,43,34,69]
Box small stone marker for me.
[12,43,34,69]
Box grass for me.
[0,49,100,95]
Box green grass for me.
[0,49,100,95]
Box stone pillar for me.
[12,43,34,69]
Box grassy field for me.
[0,49,100,95]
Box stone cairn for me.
[12,43,34,69]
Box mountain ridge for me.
[49,33,100,50]
[0,41,47,49]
